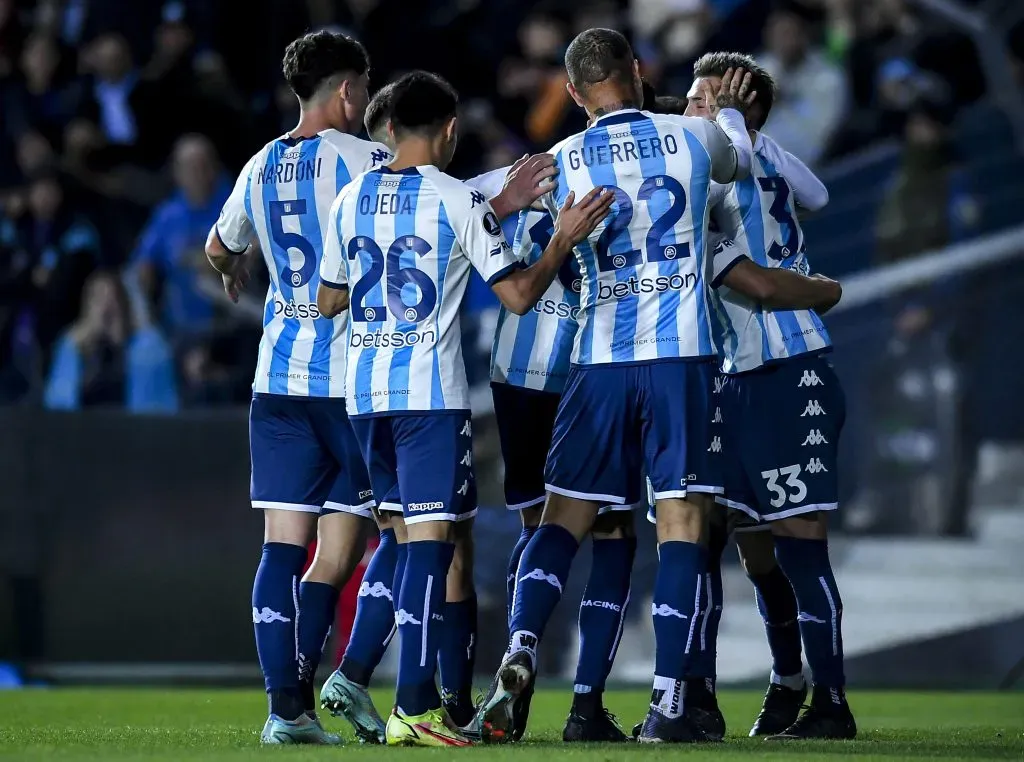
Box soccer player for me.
[688,52,857,740]
[316,70,613,747]
[204,31,393,745]
[475,28,757,744]
[317,82,560,738]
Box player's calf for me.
[440,518,478,728]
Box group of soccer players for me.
[205,24,856,748]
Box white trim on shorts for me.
[546,483,627,505]
[719,496,839,523]
[404,508,479,526]
[651,489,688,500]
[687,484,725,495]
[322,499,376,518]
[378,501,403,514]
[597,501,639,515]
[506,496,545,512]
[252,500,320,513]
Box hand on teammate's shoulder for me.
[501,153,559,211]
[553,187,615,248]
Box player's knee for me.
[735,530,777,577]
[263,508,317,546]
[540,491,599,541]
[591,509,635,539]
[521,505,543,529]
[771,511,828,540]
[655,498,704,544]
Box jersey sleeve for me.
[512,209,554,265]
[450,184,524,286]
[359,140,393,172]
[214,155,257,253]
[757,133,829,211]
[687,112,753,184]
[319,194,349,290]
[709,233,749,289]
[465,166,510,201]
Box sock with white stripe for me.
[652,541,707,700]
[506,525,537,625]
[687,520,727,682]
[773,536,845,695]
[509,525,579,653]
[572,536,635,715]
[395,540,454,716]
[252,542,308,721]
[340,528,398,687]
[439,596,477,726]
[297,581,340,711]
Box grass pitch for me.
[0,688,1021,761]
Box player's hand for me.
[500,153,559,212]
[222,249,253,303]
[553,187,615,247]
[810,273,842,314]
[702,67,757,118]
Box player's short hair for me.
[388,71,459,138]
[364,82,397,141]
[650,95,687,115]
[282,30,369,102]
[565,28,635,92]
[693,51,776,129]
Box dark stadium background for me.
[0,0,1022,690]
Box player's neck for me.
[588,97,640,121]
[290,106,350,140]
[388,138,437,171]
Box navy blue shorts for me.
[351,412,477,525]
[249,394,375,516]
[491,382,637,514]
[545,360,711,505]
[717,355,845,522]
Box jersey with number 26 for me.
[710,132,832,374]
[320,165,521,416]
[541,108,739,366]
[216,130,392,397]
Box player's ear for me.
[566,81,585,109]
[338,78,351,102]
[444,116,457,143]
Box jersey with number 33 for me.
[541,108,740,366]
[215,130,392,397]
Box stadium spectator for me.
[759,2,847,166]
[4,33,83,149]
[79,33,141,148]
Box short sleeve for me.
[451,187,524,286]
[215,155,257,254]
[360,141,393,172]
[319,195,349,290]
[512,209,554,265]
[709,233,749,289]
[465,166,510,201]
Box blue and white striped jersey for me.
[320,165,521,415]
[490,209,581,392]
[216,130,392,396]
[540,109,742,366]
[709,132,832,374]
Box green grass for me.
[0,688,1021,761]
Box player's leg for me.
[439,514,478,728]
[638,362,712,744]
[563,507,634,743]
[734,524,807,736]
[248,395,340,745]
[384,412,475,747]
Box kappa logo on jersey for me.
[806,458,829,474]
[469,190,487,208]
[519,568,563,593]
[651,603,687,619]
[395,609,422,626]
[369,149,391,166]
[252,607,291,624]
[802,429,829,446]
[408,501,444,512]
[801,400,826,417]
[358,581,393,601]
[798,370,824,387]
[707,436,722,453]
[712,406,723,423]
[482,211,502,237]
[581,600,622,613]
[713,375,725,394]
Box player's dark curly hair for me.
[282,30,369,102]
[650,95,687,115]
[565,28,635,92]
[364,82,397,141]
[388,71,458,136]
[693,51,776,129]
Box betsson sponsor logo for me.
[597,272,697,301]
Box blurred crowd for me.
[0,0,1021,410]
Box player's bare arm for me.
[204,225,256,304]
[723,259,841,313]
[316,281,350,318]
[489,153,559,219]
[491,187,613,315]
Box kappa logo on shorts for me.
[395,609,422,626]
[713,376,725,394]
[801,400,826,417]
[358,581,393,601]
[460,449,472,467]
[798,370,824,387]
[519,568,563,593]
[806,457,829,474]
[460,420,472,437]
[707,436,722,453]
[712,406,723,423]
[651,603,687,619]
[801,429,829,446]
[457,479,469,495]
[408,501,444,512]
[252,607,291,624]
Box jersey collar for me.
[591,108,646,128]
[375,165,424,176]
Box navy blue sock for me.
[340,529,398,687]
[748,563,803,679]
[689,522,727,681]
[439,596,477,725]
[392,541,409,610]
[507,525,537,626]
[509,525,579,654]
[395,540,454,716]
[297,581,340,711]
[651,541,707,719]
[252,542,308,720]
[573,537,635,698]
[773,536,845,694]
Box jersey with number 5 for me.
[320,166,521,416]
[541,108,738,366]
[215,130,392,397]
[710,132,832,374]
